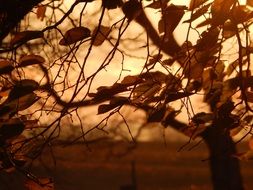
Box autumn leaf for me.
[196,27,220,51]
[59,27,91,46]
[222,21,237,39]
[122,0,142,20]
[147,105,166,122]
[120,75,142,85]
[0,119,25,141]
[146,0,169,9]
[97,97,128,114]
[158,4,185,35]
[230,125,244,137]
[165,92,194,103]
[0,59,14,75]
[230,5,253,24]
[146,54,163,67]
[37,5,46,21]
[189,0,208,10]
[191,112,214,125]
[0,93,40,118]
[234,150,253,161]
[8,79,39,101]
[211,0,236,26]
[18,55,45,67]
[248,0,253,7]
[184,3,211,23]
[242,91,253,103]
[10,31,44,47]
[92,25,110,46]
[25,177,54,190]
[195,18,212,28]
[102,0,123,9]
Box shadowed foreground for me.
[0,141,252,190]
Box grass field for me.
[0,140,252,190]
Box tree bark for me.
[202,122,244,190]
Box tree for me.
[1,0,253,189]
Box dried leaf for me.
[8,79,39,101]
[230,125,244,137]
[148,105,166,122]
[25,177,54,190]
[189,0,208,10]
[158,4,185,34]
[165,92,194,103]
[19,55,45,67]
[97,97,128,114]
[230,5,253,24]
[120,75,142,85]
[249,136,253,150]
[92,25,110,46]
[0,59,14,75]
[243,91,253,103]
[37,5,46,21]
[0,119,25,140]
[147,54,163,66]
[59,27,91,46]
[146,0,169,9]
[248,0,253,7]
[243,115,253,124]
[192,112,214,124]
[184,3,211,23]
[122,0,142,20]
[0,93,40,118]
[211,0,236,26]
[102,0,123,9]
[10,31,44,47]
[195,18,212,28]
[234,150,253,161]
[0,89,11,98]
[196,27,220,50]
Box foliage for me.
[1,0,253,189]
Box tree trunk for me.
[203,123,244,190]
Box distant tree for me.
[1,0,253,189]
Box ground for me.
[0,140,252,190]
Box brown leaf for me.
[196,27,220,50]
[92,25,110,46]
[120,75,142,85]
[211,0,236,26]
[230,125,244,137]
[10,31,44,47]
[230,5,253,24]
[19,55,45,67]
[248,0,253,7]
[165,92,194,103]
[102,0,123,9]
[97,97,128,114]
[59,27,91,46]
[0,119,25,140]
[147,54,163,66]
[0,59,14,75]
[233,150,253,161]
[195,18,212,28]
[189,0,208,10]
[37,5,46,21]
[25,177,54,190]
[184,3,211,23]
[244,91,253,103]
[148,105,166,122]
[249,136,253,150]
[146,0,169,9]
[158,4,185,34]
